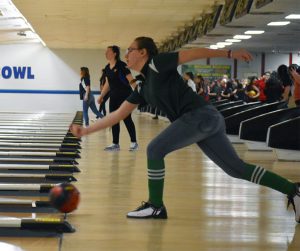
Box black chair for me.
[240,107,300,141]
[216,100,244,111]
[225,101,286,135]
[267,116,300,150]
[220,102,262,118]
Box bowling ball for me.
[248,90,256,97]
[49,183,80,213]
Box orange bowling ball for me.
[49,183,80,213]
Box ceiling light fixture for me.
[217,42,232,46]
[285,14,300,19]
[225,39,241,43]
[244,30,265,34]
[267,21,290,26]
[233,35,252,39]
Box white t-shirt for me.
[187,79,197,92]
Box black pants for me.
[110,96,136,144]
[99,93,110,116]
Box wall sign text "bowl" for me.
[0,66,35,79]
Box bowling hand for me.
[232,49,253,62]
[70,124,88,138]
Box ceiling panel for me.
[2,0,299,53]
[12,0,219,49]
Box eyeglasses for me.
[126,47,139,54]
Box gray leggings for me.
[147,105,248,179]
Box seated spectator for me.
[194,75,209,101]
[221,80,236,101]
[208,80,221,101]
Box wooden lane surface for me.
[2,113,300,251]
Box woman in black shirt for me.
[98,46,138,151]
[98,69,110,116]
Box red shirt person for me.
[255,72,270,102]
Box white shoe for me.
[129,142,138,151]
[104,144,120,151]
[127,201,167,219]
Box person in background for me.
[264,71,284,103]
[235,80,246,101]
[194,75,209,101]
[219,78,227,96]
[194,74,203,93]
[183,72,197,92]
[98,69,110,116]
[290,66,300,107]
[208,80,221,101]
[277,64,293,106]
[71,37,300,224]
[245,76,260,102]
[97,45,138,151]
[221,80,236,101]
[79,67,103,127]
[255,72,270,102]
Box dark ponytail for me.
[277,64,293,85]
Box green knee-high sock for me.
[148,159,165,207]
[242,163,296,195]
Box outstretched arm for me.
[178,48,253,65]
[71,101,138,137]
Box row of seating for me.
[213,100,300,161]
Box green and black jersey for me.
[126,52,209,122]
